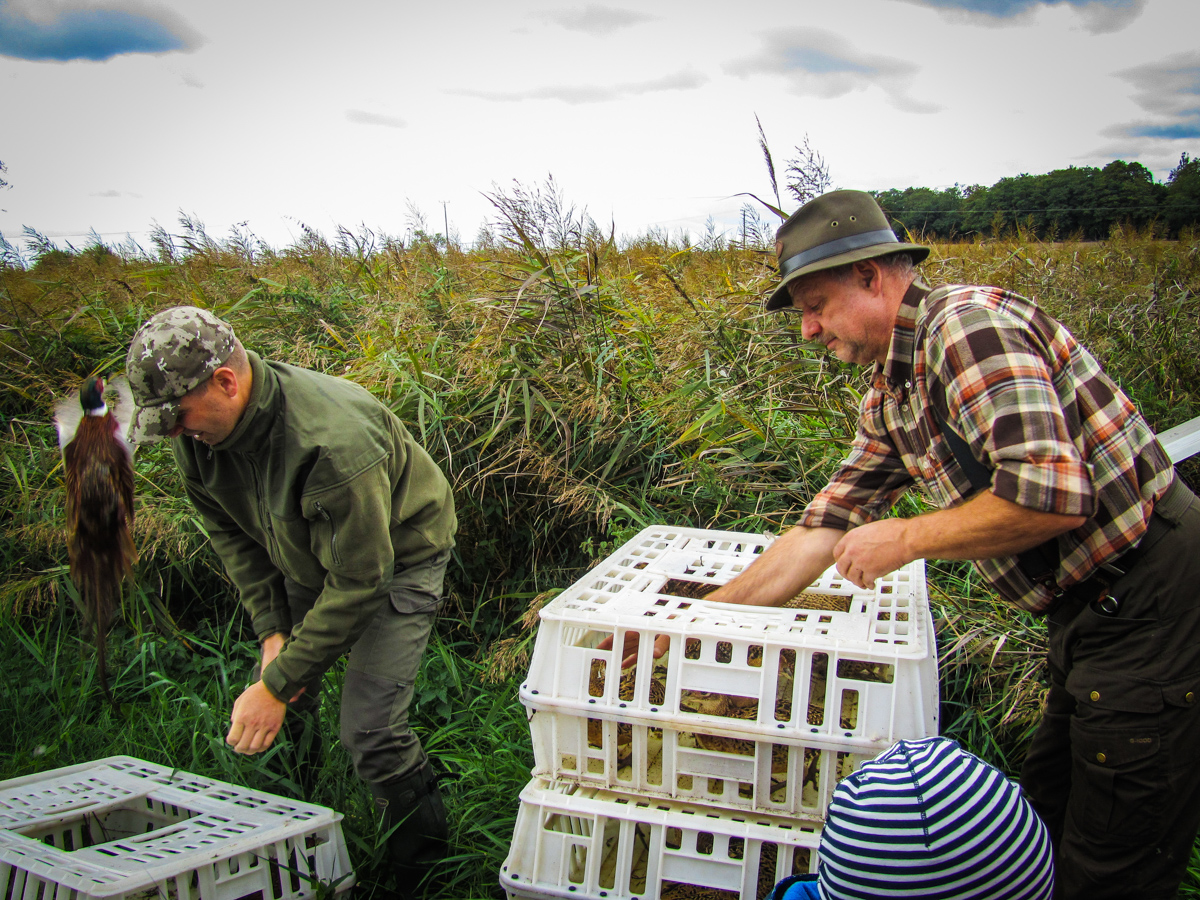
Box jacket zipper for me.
[313,500,341,566]
[250,461,279,566]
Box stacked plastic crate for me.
[501,525,938,900]
[0,756,353,900]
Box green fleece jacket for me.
[173,352,457,701]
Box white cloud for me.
[452,69,707,105]
[534,4,656,35]
[888,0,1146,33]
[725,28,941,114]
[1102,51,1200,142]
[346,109,407,129]
[0,0,202,61]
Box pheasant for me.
[54,376,136,702]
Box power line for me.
[883,205,1197,214]
[881,205,1200,224]
[4,229,157,239]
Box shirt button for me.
[1187,692,1195,704]
[1089,691,1100,702]
[1096,752,1107,764]
[905,381,912,389]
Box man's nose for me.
[800,311,821,341]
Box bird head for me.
[80,377,107,415]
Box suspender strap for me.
[937,413,1061,587]
[940,423,991,494]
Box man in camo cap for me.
[126,306,236,443]
[126,306,458,892]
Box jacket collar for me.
[214,351,278,452]
[873,278,930,401]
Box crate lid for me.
[542,526,929,656]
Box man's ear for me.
[210,366,240,398]
[854,259,883,294]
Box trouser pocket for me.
[388,549,450,614]
[1067,717,1162,842]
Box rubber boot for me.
[370,760,449,873]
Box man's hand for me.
[601,527,843,667]
[226,680,287,754]
[597,631,670,670]
[832,519,912,590]
[225,633,306,755]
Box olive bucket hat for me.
[765,190,929,311]
[125,306,237,443]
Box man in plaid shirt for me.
[707,190,1200,899]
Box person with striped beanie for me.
[765,737,1054,900]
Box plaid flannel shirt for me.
[800,279,1174,612]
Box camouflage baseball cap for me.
[125,306,237,443]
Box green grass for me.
[0,610,531,898]
[2,205,1199,896]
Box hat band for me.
[779,228,898,278]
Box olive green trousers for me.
[278,550,450,787]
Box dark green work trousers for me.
[1021,487,1200,899]
[279,549,449,787]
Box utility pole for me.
[441,201,450,251]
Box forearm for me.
[901,489,1085,561]
[705,526,844,607]
[831,488,1086,590]
[260,632,285,669]
[263,577,389,700]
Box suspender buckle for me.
[1095,592,1121,615]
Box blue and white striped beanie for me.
[817,737,1054,900]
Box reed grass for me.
[2,202,1198,896]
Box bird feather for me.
[55,376,137,705]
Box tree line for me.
[872,153,1200,241]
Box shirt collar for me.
[873,277,930,401]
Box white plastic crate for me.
[500,776,820,900]
[526,702,873,820]
[521,526,937,752]
[0,756,353,900]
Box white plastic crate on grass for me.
[500,775,820,900]
[0,756,353,900]
[521,526,937,753]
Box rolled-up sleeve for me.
[929,302,1096,518]
[801,392,917,531]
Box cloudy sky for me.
[1,0,1197,252]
